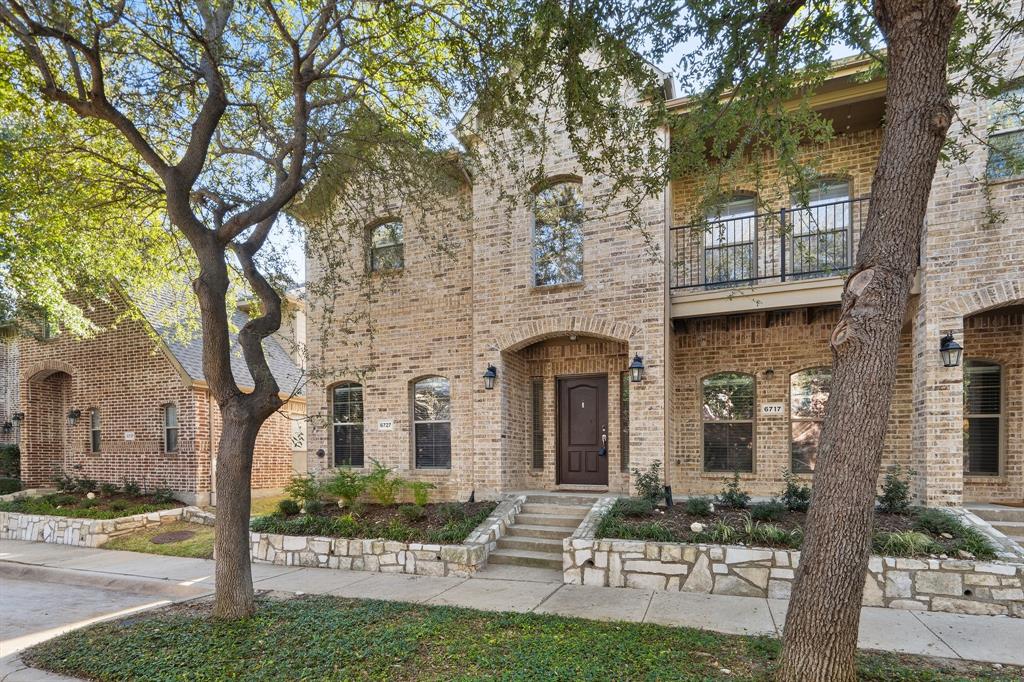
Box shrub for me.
[278,498,301,516]
[74,477,98,493]
[877,465,915,514]
[683,496,713,517]
[48,493,78,507]
[0,444,20,479]
[151,488,175,504]
[693,521,739,545]
[399,504,426,522]
[110,499,130,512]
[364,460,404,506]
[614,497,654,517]
[407,481,435,507]
[913,508,961,536]
[632,461,664,502]
[122,479,141,496]
[381,519,416,542]
[715,473,751,509]
[780,469,812,512]
[630,522,676,542]
[950,526,996,560]
[284,474,322,507]
[0,477,22,495]
[303,499,325,515]
[749,500,786,522]
[872,531,940,557]
[79,498,99,509]
[324,468,366,509]
[99,482,119,496]
[438,502,466,523]
[54,474,76,492]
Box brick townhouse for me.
[12,289,307,505]
[298,47,1023,510]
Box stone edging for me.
[0,488,55,502]
[250,494,526,577]
[563,499,1024,618]
[0,505,204,548]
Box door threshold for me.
[555,485,609,493]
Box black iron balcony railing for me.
[670,196,870,291]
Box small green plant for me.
[693,520,739,545]
[715,473,750,509]
[284,474,323,509]
[749,500,786,522]
[79,498,99,509]
[151,488,176,504]
[399,504,426,522]
[54,474,76,492]
[407,481,435,507]
[109,499,130,512]
[324,468,366,509]
[0,444,20,479]
[438,502,466,523]
[872,530,940,557]
[779,469,812,512]
[278,498,301,516]
[913,508,960,536]
[950,526,996,560]
[364,460,404,506]
[303,499,325,515]
[631,522,676,542]
[632,461,665,502]
[0,477,22,495]
[877,465,916,514]
[99,482,119,496]
[122,479,141,496]
[74,477,98,493]
[615,497,655,517]
[683,496,713,517]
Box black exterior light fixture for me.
[629,354,645,383]
[12,412,24,426]
[66,409,81,427]
[483,364,497,390]
[939,332,963,368]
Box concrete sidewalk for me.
[2,539,1022,668]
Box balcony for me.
[669,196,870,318]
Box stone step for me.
[505,523,576,540]
[488,548,562,570]
[971,507,1024,523]
[526,493,602,507]
[990,521,1024,540]
[496,535,564,553]
[520,503,590,517]
[513,513,584,529]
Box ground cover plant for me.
[0,486,181,520]
[23,595,1019,682]
[101,521,215,559]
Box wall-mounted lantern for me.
[12,412,24,426]
[66,409,81,427]
[939,332,963,368]
[483,364,497,390]
[629,354,645,383]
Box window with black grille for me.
[964,360,1001,475]
[414,377,451,469]
[333,382,364,467]
[531,378,544,469]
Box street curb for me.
[0,653,85,681]
[0,561,213,599]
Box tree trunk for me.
[213,402,259,619]
[777,1,959,680]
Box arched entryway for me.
[22,367,73,487]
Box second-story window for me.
[532,181,584,286]
[790,181,851,278]
[369,221,404,272]
[163,404,179,453]
[987,86,1024,181]
[704,196,756,285]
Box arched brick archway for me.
[21,368,74,487]
[492,314,641,354]
[940,279,1024,319]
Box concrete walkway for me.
[2,539,1022,670]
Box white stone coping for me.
[0,487,55,502]
[0,505,204,548]
[250,494,526,577]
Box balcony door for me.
[789,181,851,278]
[703,196,756,286]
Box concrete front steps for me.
[488,494,598,570]
[969,505,1024,544]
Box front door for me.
[557,375,609,486]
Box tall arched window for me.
[964,359,1001,475]
[333,382,364,467]
[790,367,832,472]
[368,221,404,272]
[532,181,584,286]
[702,372,755,471]
[413,376,451,469]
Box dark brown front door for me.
[558,375,608,486]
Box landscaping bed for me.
[0,490,181,520]
[101,520,215,559]
[23,595,1020,682]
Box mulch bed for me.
[150,530,197,544]
[642,506,915,538]
[311,501,497,534]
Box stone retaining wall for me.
[564,499,1024,617]
[0,505,203,547]
[250,494,525,577]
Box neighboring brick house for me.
[16,290,306,505]
[300,50,1023,507]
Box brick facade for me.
[0,326,18,447]
[16,297,303,503]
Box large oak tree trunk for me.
[213,404,259,619]
[776,1,959,680]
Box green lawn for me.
[101,521,215,559]
[24,596,1016,682]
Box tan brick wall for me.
[0,328,18,447]
[669,307,913,497]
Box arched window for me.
[702,372,755,471]
[89,408,101,453]
[790,180,851,277]
[163,404,179,453]
[964,359,1001,475]
[333,382,364,467]
[790,367,832,472]
[368,221,404,272]
[532,181,584,286]
[413,376,451,469]
[704,195,756,285]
